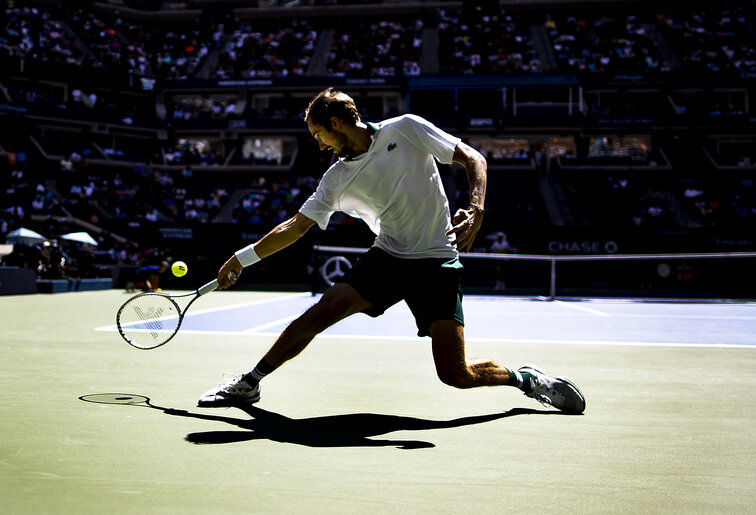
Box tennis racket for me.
[116,272,235,350]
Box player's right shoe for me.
[519,363,586,414]
[197,374,261,407]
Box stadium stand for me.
[1,0,755,294]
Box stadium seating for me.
[1,0,755,287]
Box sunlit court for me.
[2,289,755,513]
[3,0,756,512]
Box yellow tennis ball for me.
[171,261,188,277]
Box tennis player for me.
[199,88,585,413]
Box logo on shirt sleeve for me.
[387,143,397,152]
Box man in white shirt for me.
[199,88,585,414]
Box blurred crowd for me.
[2,1,755,283]
[2,2,754,81]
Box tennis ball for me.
[171,261,188,277]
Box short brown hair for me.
[304,88,360,128]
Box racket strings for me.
[118,295,181,349]
[133,304,172,338]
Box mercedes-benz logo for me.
[319,256,352,286]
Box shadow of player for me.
[190,405,561,449]
[79,393,566,450]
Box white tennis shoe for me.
[198,373,261,407]
[519,363,586,414]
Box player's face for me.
[308,118,352,158]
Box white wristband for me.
[235,244,261,267]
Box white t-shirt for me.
[300,114,461,259]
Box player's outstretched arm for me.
[218,212,316,289]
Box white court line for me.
[608,314,756,321]
[466,310,756,320]
[553,300,610,317]
[95,291,312,332]
[467,336,756,349]
[179,291,313,317]
[96,293,756,349]
[241,314,300,334]
[261,333,756,349]
[96,324,756,349]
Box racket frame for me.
[116,278,219,350]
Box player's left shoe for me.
[519,363,586,414]
[197,373,261,407]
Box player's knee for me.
[297,307,338,333]
[308,287,367,330]
[300,300,350,332]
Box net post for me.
[549,258,557,301]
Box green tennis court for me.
[2,289,755,513]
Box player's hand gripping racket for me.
[116,272,236,350]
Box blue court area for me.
[100,292,756,348]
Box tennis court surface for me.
[2,289,755,513]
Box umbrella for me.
[61,232,98,246]
[7,227,47,245]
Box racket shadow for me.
[79,393,565,449]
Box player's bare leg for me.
[263,282,372,366]
[429,320,511,388]
[429,319,585,413]
[198,283,371,407]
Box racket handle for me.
[197,271,237,296]
[198,279,219,296]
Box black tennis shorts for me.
[337,247,464,337]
